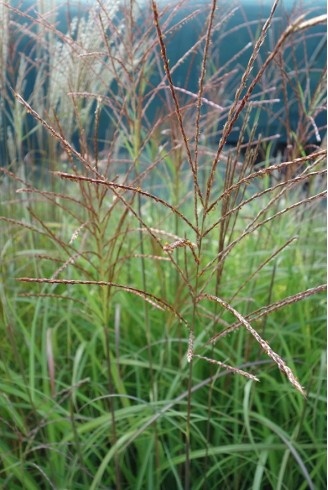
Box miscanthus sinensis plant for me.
[0,0,326,488]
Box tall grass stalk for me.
[0,0,326,488]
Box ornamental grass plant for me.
[0,0,327,488]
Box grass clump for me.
[0,0,326,488]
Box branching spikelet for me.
[198,294,307,396]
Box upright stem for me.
[185,231,203,488]
[104,324,122,490]
[129,5,159,480]
[185,359,193,490]
[97,207,122,489]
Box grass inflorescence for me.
[0,0,326,488]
